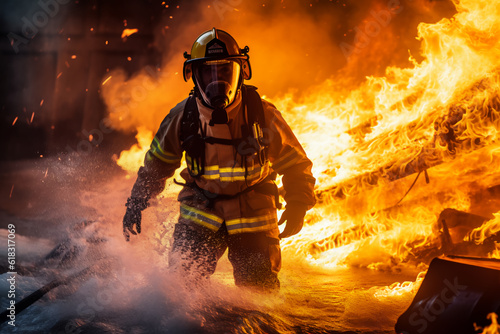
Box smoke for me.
[337,0,457,81]
[101,0,343,133]
[100,0,456,134]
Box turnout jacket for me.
[130,87,316,234]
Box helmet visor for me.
[195,59,241,107]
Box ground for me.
[0,153,420,334]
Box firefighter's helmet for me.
[183,28,251,109]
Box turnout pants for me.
[169,217,281,290]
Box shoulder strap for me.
[180,94,199,142]
[180,94,205,178]
[182,87,265,143]
[243,85,266,128]
[179,87,268,178]
[243,85,269,165]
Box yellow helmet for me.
[183,28,251,109]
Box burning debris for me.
[318,74,500,202]
[266,0,500,273]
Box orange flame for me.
[116,127,153,174]
[477,313,500,334]
[466,213,500,245]
[276,0,500,268]
[121,28,139,41]
[104,0,500,273]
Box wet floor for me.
[0,155,422,334]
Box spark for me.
[12,117,18,126]
[102,76,112,85]
[9,185,14,198]
[44,168,48,178]
[127,57,132,61]
[30,112,35,123]
[57,72,63,79]
[71,55,77,59]
[121,28,138,39]
[40,99,44,106]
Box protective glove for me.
[123,208,142,241]
[123,197,148,241]
[278,203,308,239]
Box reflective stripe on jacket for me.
[131,86,316,234]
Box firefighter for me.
[123,28,316,289]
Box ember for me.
[121,28,139,41]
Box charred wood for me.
[437,208,490,252]
[316,80,500,203]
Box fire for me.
[104,0,500,274]
[466,213,500,245]
[116,127,153,174]
[373,271,426,299]
[477,313,500,334]
[275,0,500,269]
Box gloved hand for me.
[278,203,308,239]
[123,197,148,241]
[123,207,142,241]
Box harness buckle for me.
[252,122,268,165]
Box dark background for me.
[0,0,186,160]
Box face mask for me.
[195,59,241,109]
